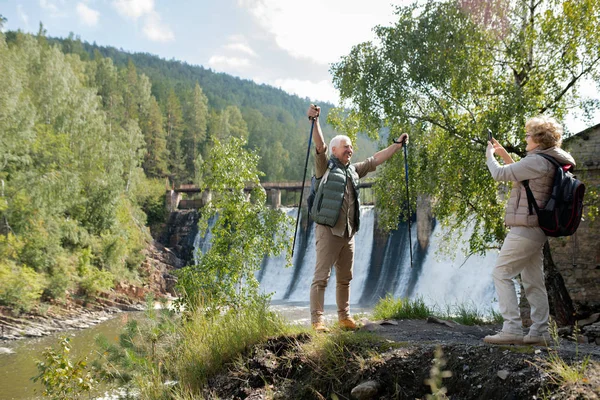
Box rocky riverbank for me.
[0,240,183,341]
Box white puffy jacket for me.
[487,147,576,227]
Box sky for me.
[1,0,409,105]
[1,0,598,133]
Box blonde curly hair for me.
[525,115,563,149]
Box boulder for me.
[351,380,380,400]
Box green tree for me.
[331,0,600,251]
[331,0,600,323]
[0,32,151,308]
[164,89,185,182]
[176,137,291,313]
[182,83,209,181]
[33,337,97,399]
[141,97,169,177]
[210,105,249,143]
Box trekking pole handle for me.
[308,104,320,120]
[393,137,407,145]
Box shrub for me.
[0,261,45,313]
[77,248,114,297]
[133,177,167,229]
[33,336,97,399]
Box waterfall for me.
[194,206,499,310]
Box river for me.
[0,313,138,400]
[0,304,371,400]
[1,206,499,399]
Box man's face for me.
[332,138,353,165]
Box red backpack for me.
[522,153,586,237]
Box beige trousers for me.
[310,224,355,324]
[493,230,548,336]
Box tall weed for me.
[172,298,292,393]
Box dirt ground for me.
[203,318,600,400]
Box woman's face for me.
[525,133,540,152]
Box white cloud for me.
[270,78,339,104]
[224,43,257,57]
[142,11,174,42]
[76,3,100,26]
[40,0,67,17]
[238,0,406,65]
[209,55,251,69]
[112,0,154,20]
[40,0,60,13]
[17,5,29,27]
[111,0,174,42]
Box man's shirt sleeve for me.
[315,145,329,178]
[353,156,376,178]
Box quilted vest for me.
[310,158,361,230]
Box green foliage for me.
[32,337,97,399]
[95,296,179,399]
[0,260,45,313]
[134,177,168,229]
[0,31,152,311]
[175,137,292,313]
[331,0,600,253]
[94,297,291,398]
[372,295,433,320]
[172,298,291,392]
[442,302,488,326]
[77,250,114,298]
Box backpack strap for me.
[522,180,539,215]
[522,153,565,215]
[321,159,335,186]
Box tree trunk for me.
[543,241,575,327]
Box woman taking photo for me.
[484,116,576,346]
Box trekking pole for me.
[396,137,413,267]
[291,116,315,258]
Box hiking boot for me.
[483,331,524,345]
[312,322,330,333]
[523,334,551,346]
[339,318,358,330]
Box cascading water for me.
[193,206,499,311]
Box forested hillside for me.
[49,33,377,184]
[0,27,377,314]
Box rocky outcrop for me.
[157,209,200,265]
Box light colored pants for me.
[493,230,548,336]
[310,224,354,324]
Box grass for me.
[293,330,401,398]
[170,298,301,394]
[92,297,303,399]
[372,295,502,326]
[372,295,433,320]
[532,321,592,388]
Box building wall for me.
[550,125,600,311]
